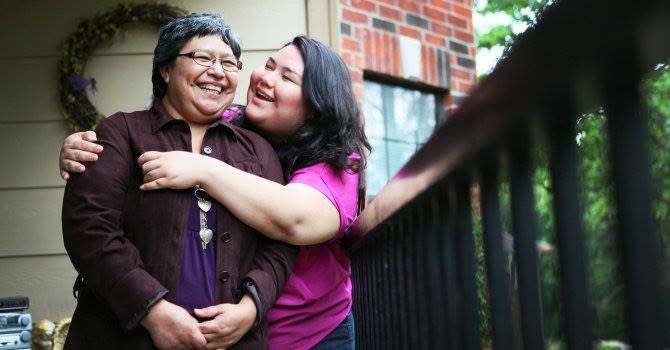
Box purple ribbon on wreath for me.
[67,74,98,96]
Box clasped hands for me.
[141,296,257,350]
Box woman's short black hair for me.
[151,13,241,99]
[272,36,371,178]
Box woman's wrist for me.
[239,294,257,330]
[199,155,228,190]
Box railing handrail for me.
[346,0,670,250]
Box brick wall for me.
[338,0,477,110]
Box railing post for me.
[544,92,593,349]
[441,182,463,349]
[603,50,665,349]
[454,173,482,349]
[508,126,545,349]
[425,194,448,349]
[479,152,515,350]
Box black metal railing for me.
[347,0,669,348]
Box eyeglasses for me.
[177,51,243,72]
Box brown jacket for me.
[62,101,297,349]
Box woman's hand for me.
[138,151,210,191]
[141,299,207,350]
[194,295,257,349]
[59,131,103,180]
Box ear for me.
[159,65,170,84]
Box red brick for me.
[461,81,475,93]
[448,14,467,29]
[431,21,451,36]
[399,25,421,40]
[429,47,437,85]
[363,29,373,69]
[379,4,402,21]
[451,67,470,80]
[383,32,391,74]
[343,37,361,52]
[399,0,420,12]
[387,33,395,75]
[421,45,428,81]
[424,5,446,22]
[354,54,365,68]
[452,3,472,19]
[354,27,364,40]
[343,9,368,24]
[431,0,450,8]
[392,37,401,76]
[425,33,445,46]
[354,82,365,100]
[352,0,376,12]
[469,46,477,56]
[350,69,363,82]
[374,31,383,71]
[380,0,396,5]
[454,29,474,43]
[341,51,353,65]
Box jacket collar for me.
[149,99,238,140]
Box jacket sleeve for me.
[241,136,298,320]
[62,114,167,330]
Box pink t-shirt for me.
[267,160,360,350]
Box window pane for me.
[366,136,388,195]
[386,140,417,179]
[362,80,385,139]
[362,79,439,195]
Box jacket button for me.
[203,146,213,155]
[218,271,230,282]
[221,231,231,243]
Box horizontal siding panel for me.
[85,54,154,117]
[0,121,69,188]
[0,57,61,123]
[0,255,77,322]
[0,188,65,257]
[0,0,306,57]
[0,0,128,58]
[195,0,307,50]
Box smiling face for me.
[245,44,309,139]
[160,34,238,124]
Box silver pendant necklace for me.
[194,186,213,249]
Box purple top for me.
[267,159,360,349]
[175,196,218,316]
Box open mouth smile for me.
[198,83,223,95]
[255,90,275,102]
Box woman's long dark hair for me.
[269,36,371,179]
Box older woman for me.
[61,13,296,349]
[61,36,370,349]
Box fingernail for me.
[92,155,98,160]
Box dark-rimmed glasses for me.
[177,51,242,72]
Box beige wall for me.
[0,0,334,322]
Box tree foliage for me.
[476,0,551,49]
